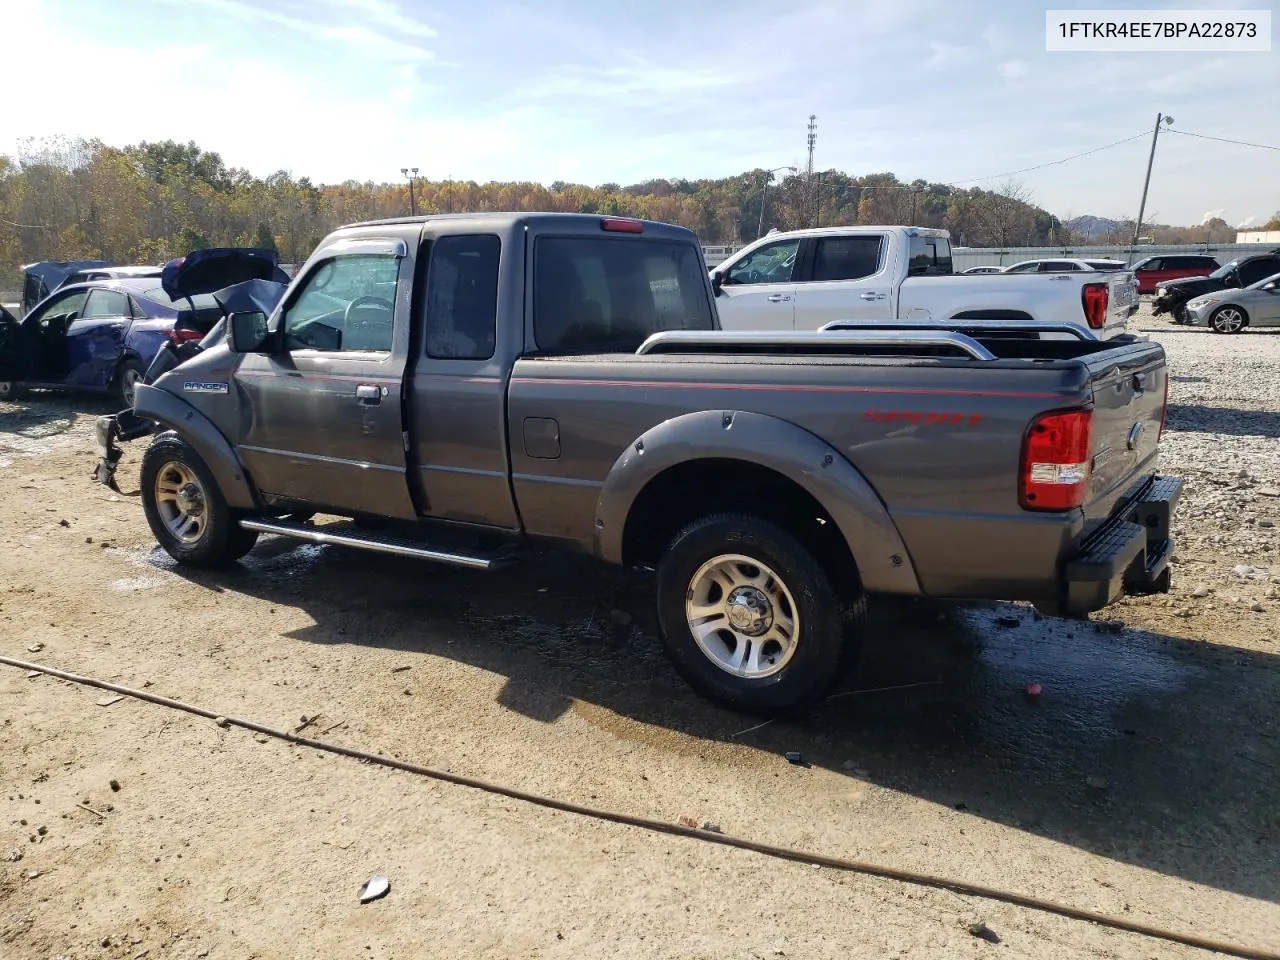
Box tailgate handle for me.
[1131,372,1147,393]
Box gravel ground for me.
[1,302,1278,960]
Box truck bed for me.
[506,330,1167,605]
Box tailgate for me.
[1082,343,1167,517]
[1101,273,1139,336]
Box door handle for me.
[355,384,383,405]
[766,294,792,302]
[859,292,887,301]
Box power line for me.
[0,215,48,228]
[1165,128,1280,152]
[950,130,1152,185]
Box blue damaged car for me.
[0,248,287,406]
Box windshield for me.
[533,238,713,353]
[1209,260,1240,280]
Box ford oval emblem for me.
[1127,422,1145,451]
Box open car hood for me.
[212,277,289,317]
[161,247,289,301]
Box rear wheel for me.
[656,513,854,716]
[113,359,146,407]
[141,433,259,566]
[1210,305,1247,334]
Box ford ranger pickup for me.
[125,213,1180,715]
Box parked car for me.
[961,265,1003,274]
[1128,254,1219,295]
[711,227,1139,338]
[117,212,1179,715]
[0,248,286,405]
[20,259,110,316]
[1153,250,1280,322]
[62,264,164,286]
[1001,258,1128,273]
[1184,271,1280,333]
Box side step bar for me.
[238,519,512,571]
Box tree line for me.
[4,136,1275,285]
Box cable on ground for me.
[2,654,1276,960]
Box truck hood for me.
[211,277,289,316]
[161,247,289,301]
[1157,276,1221,296]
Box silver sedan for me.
[1185,271,1280,333]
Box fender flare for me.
[132,383,258,509]
[593,409,921,595]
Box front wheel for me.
[1171,303,1188,324]
[1210,305,1247,334]
[656,513,854,716]
[141,433,259,566]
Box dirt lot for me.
[2,306,1279,959]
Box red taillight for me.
[1020,409,1093,511]
[1081,282,1108,329]
[601,217,644,234]
[167,328,203,346]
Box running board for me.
[238,519,512,571]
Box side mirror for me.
[710,271,725,296]
[227,311,271,353]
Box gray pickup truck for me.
[127,213,1180,715]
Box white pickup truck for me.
[711,226,1139,338]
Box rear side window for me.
[813,236,883,281]
[1040,261,1078,272]
[83,289,130,319]
[908,236,952,276]
[1239,258,1280,286]
[534,238,713,353]
[424,235,500,360]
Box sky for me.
[4,0,1277,227]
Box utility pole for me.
[1132,113,1172,249]
[400,167,419,216]
[757,165,797,238]
[805,115,817,227]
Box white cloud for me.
[1202,208,1225,223]
[319,0,436,39]
[999,60,1028,80]
[1237,215,1257,228]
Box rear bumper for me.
[1044,475,1182,616]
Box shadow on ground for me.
[1165,403,1280,438]
[153,533,1280,907]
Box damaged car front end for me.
[93,248,289,489]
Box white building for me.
[1236,230,1280,244]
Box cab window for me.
[725,238,799,285]
[282,255,400,353]
[423,235,500,360]
[813,235,884,281]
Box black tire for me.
[1209,305,1247,334]
[656,513,855,716]
[0,381,25,402]
[1171,303,1188,324]
[140,432,259,567]
[113,358,147,408]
